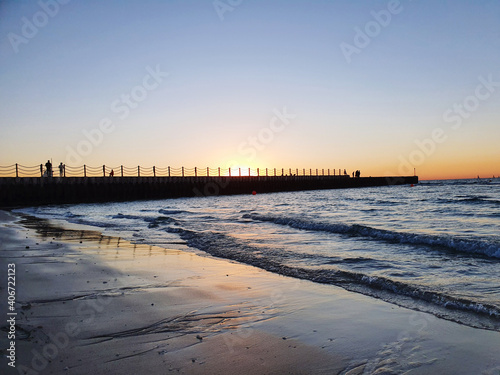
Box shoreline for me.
[1,210,500,374]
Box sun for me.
[218,158,269,176]
[227,165,255,176]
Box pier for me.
[0,172,417,208]
[0,163,417,207]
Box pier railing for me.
[0,164,355,178]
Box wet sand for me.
[1,210,500,374]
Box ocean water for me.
[17,178,500,331]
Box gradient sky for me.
[1,0,499,180]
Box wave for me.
[434,196,500,206]
[160,224,500,328]
[459,197,500,205]
[420,179,500,186]
[373,200,406,206]
[243,214,500,259]
[63,211,82,218]
[145,216,178,228]
[111,213,183,229]
[158,209,192,215]
[111,213,144,220]
[445,195,500,205]
[72,218,118,229]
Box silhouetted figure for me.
[344,169,347,175]
[45,160,52,177]
[109,169,114,177]
[58,162,65,177]
[352,172,354,178]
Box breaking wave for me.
[242,213,500,259]
[159,224,500,329]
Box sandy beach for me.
[1,210,500,375]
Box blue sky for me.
[1,0,499,179]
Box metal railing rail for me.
[0,164,354,178]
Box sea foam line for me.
[243,213,500,259]
[160,224,500,324]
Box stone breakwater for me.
[0,175,418,207]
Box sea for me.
[16,178,500,331]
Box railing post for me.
[182,167,184,177]
[257,168,259,177]
[322,169,324,176]
[328,169,330,176]
[248,167,250,177]
[84,165,87,177]
[266,168,268,177]
[239,168,241,177]
[103,165,106,177]
[229,168,231,177]
[310,168,312,176]
[40,164,43,177]
[207,167,209,177]
[274,168,276,176]
[316,169,318,176]
[296,168,298,176]
[218,167,220,177]
[138,166,140,177]
[121,165,123,177]
[195,167,197,177]
[15,163,18,178]
[153,166,156,177]
[289,168,292,176]
[168,166,170,177]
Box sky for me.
[0,0,499,180]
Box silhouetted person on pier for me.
[109,169,114,177]
[45,160,52,177]
[59,162,65,177]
